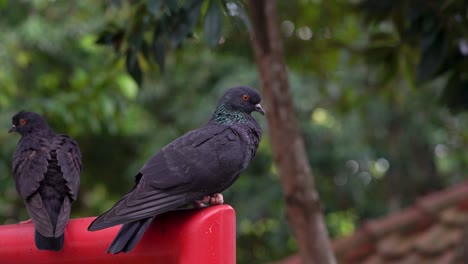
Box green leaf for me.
[125,49,142,86]
[364,46,395,63]
[164,0,178,12]
[109,0,122,7]
[417,29,449,82]
[141,39,151,60]
[95,29,124,53]
[440,73,468,111]
[129,0,142,5]
[204,0,222,47]
[170,0,203,48]
[152,31,166,72]
[95,29,116,45]
[128,32,143,50]
[358,0,394,24]
[223,0,251,32]
[147,0,161,16]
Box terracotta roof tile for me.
[344,241,374,263]
[360,254,381,264]
[456,198,468,210]
[395,252,423,264]
[362,207,424,238]
[440,207,468,227]
[273,182,468,264]
[432,250,457,264]
[453,227,468,264]
[333,230,373,262]
[413,224,461,255]
[376,232,414,258]
[416,183,468,214]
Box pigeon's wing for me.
[12,137,50,200]
[138,125,231,188]
[54,196,72,236]
[88,179,190,230]
[88,125,232,231]
[52,135,81,236]
[54,135,81,201]
[12,137,55,236]
[25,193,55,237]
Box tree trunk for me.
[247,1,336,263]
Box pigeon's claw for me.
[194,196,211,208]
[193,194,224,208]
[19,218,33,224]
[209,193,224,205]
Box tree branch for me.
[247,0,336,263]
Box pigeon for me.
[9,111,81,251]
[88,86,264,254]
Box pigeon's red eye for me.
[19,118,27,126]
[242,95,249,101]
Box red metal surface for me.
[0,205,236,264]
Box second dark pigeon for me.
[9,111,82,251]
[88,86,264,254]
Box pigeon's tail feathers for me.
[107,218,153,254]
[35,230,64,251]
[88,192,188,231]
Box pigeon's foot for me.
[19,218,33,224]
[194,196,211,208]
[193,193,224,208]
[209,193,224,205]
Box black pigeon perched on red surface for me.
[88,86,264,254]
[9,111,81,251]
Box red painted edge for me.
[0,205,236,264]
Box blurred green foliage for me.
[0,0,468,263]
[359,0,468,110]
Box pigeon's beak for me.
[255,104,265,115]
[8,125,16,133]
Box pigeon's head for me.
[9,111,50,136]
[218,86,265,115]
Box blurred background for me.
[1,0,468,263]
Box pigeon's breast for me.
[233,121,261,157]
[187,128,246,193]
[223,126,257,173]
[211,123,260,193]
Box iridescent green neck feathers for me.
[212,105,248,125]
